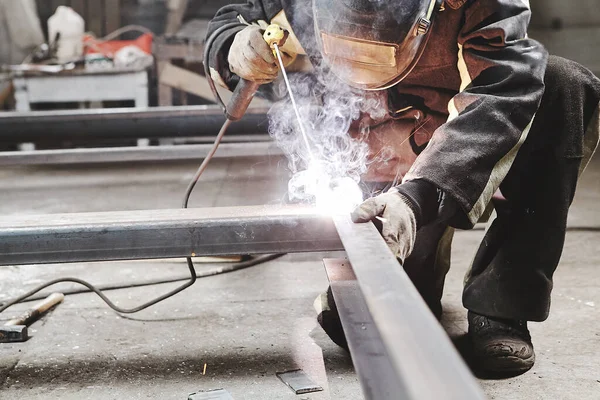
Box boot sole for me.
[476,354,535,375]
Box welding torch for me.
[224,24,290,121]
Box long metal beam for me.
[0,106,269,144]
[0,206,343,266]
[0,142,283,166]
[333,216,486,400]
[324,259,407,400]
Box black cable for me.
[0,275,194,315]
[0,254,285,309]
[183,119,232,207]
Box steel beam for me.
[324,259,407,400]
[333,216,486,400]
[0,106,269,144]
[0,142,283,166]
[0,206,343,266]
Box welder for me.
[206,0,600,375]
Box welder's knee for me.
[539,56,600,159]
[549,56,600,162]
[544,55,600,96]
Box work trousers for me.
[366,56,600,322]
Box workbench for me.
[12,67,149,112]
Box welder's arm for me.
[402,0,548,228]
[205,0,284,91]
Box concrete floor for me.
[0,153,598,400]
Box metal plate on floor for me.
[276,369,324,395]
[188,389,234,400]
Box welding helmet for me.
[314,0,442,90]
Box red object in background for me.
[84,33,153,57]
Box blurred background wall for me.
[530,0,600,75]
[32,0,599,76]
[34,0,242,38]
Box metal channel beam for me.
[0,142,283,166]
[324,259,407,400]
[0,106,269,144]
[333,216,486,400]
[0,206,343,266]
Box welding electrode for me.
[224,24,289,121]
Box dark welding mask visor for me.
[314,0,441,90]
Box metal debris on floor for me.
[276,369,324,395]
[188,388,234,400]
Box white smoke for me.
[268,66,387,213]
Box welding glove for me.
[228,25,292,84]
[351,189,417,262]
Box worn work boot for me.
[468,311,535,375]
[313,287,348,350]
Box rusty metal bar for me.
[0,206,343,266]
[0,106,269,144]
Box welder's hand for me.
[228,25,291,84]
[351,190,417,262]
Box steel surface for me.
[333,215,486,400]
[0,206,343,266]
[0,142,283,166]
[324,259,407,400]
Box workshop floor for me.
[0,153,598,400]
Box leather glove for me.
[228,25,292,84]
[351,190,417,262]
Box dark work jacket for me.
[206,0,549,228]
